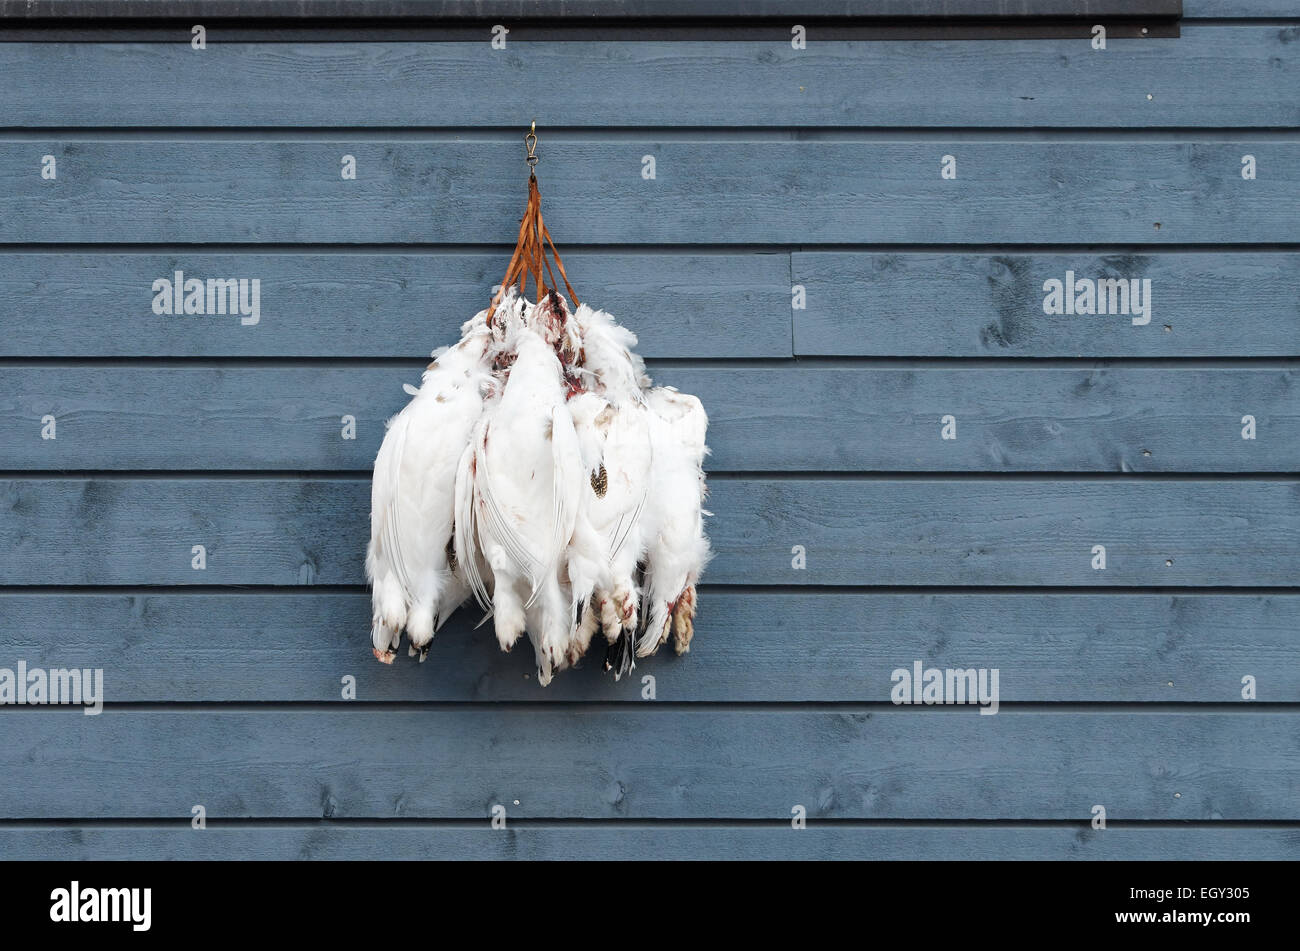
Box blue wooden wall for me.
[2,4,1299,860]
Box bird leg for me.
[490,571,527,653]
[612,581,639,650]
[598,592,621,645]
[672,584,697,655]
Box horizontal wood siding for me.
[0,8,1295,859]
[2,367,1296,470]
[0,592,1295,702]
[3,826,1297,862]
[3,710,1295,820]
[0,252,791,358]
[793,252,1300,357]
[2,478,1296,585]
[9,27,1297,129]
[4,140,1299,243]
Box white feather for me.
[365,285,709,682]
[366,309,495,661]
[637,387,711,658]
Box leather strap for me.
[490,174,580,318]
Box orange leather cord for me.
[490,175,580,318]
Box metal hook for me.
[525,121,539,173]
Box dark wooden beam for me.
[0,1,1184,20]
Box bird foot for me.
[672,585,697,655]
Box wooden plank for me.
[710,480,1300,586]
[0,478,1294,585]
[8,28,1289,129]
[4,367,1297,472]
[1,825,1290,862]
[2,592,1295,702]
[4,140,1298,244]
[793,252,1300,357]
[0,253,789,359]
[0,1,1185,18]
[0,709,1292,819]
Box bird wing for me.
[374,408,415,603]
[541,402,584,608]
[454,431,491,611]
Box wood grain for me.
[0,478,1295,585]
[0,27,1290,127]
[3,367,1296,471]
[793,252,1300,357]
[0,252,790,358]
[4,140,1298,243]
[1,708,1294,820]
[2,825,1292,862]
[1,592,1294,702]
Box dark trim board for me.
[0,1,1186,18]
[0,0,1184,39]
[0,20,1180,41]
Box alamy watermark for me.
[151,270,261,325]
[50,882,150,931]
[891,660,999,715]
[0,661,103,715]
[1042,269,1152,326]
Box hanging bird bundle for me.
[366,126,711,685]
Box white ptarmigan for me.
[367,284,708,684]
[456,292,588,684]
[564,303,657,678]
[637,385,711,660]
[365,303,497,664]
